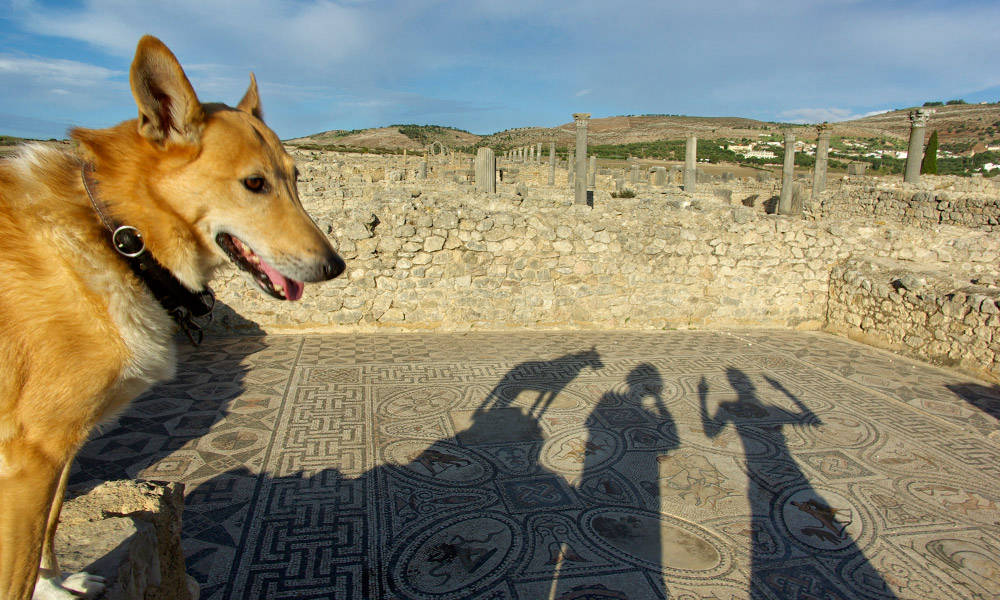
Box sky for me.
[2,0,999,140]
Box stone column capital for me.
[816,123,832,138]
[909,109,931,126]
[783,130,796,143]
[573,113,591,123]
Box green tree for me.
[921,130,939,174]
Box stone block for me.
[58,481,193,600]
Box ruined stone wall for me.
[827,257,1000,381]
[811,179,1000,231]
[209,150,1000,341]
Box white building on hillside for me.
[742,150,777,159]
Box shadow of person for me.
[378,350,614,599]
[475,347,604,419]
[700,368,898,599]
[547,363,678,599]
[69,299,267,492]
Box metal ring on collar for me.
[112,225,146,258]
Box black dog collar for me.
[82,162,215,344]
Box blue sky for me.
[2,0,999,139]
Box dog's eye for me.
[243,176,267,193]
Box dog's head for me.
[82,35,344,300]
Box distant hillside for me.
[288,124,480,153]
[840,102,1000,153]
[0,135,28,157]
[479,115,793,150]
[286,104,1000,155]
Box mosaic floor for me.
[70,330,1000,600]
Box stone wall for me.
[58,480,196,600]
[811,179,1000,231]
[209,150,1000,339]
[828,257,1000,381]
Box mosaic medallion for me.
[380,386,464,419]
[580,507,729,575]
[391,512,523,597]
[808,411,878,449]
[778,485,866,552]
[542,428,623,475]
[384,440,493,486]
[903,477,1000,526]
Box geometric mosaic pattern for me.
[70,330,1000,599]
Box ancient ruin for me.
[62,111,1000,600]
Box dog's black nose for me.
[323,252,346,280]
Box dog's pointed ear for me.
[237,73,264,121]
[130,35,205,145]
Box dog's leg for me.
[0,441,61,600]
[38,460,71,581]
[36,460,105,600]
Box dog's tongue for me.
[260,261,304,301]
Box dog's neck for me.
[70,121,218,292]
[82,161,215,344]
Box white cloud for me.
[575,89,592,97]
[0,54,121,87]
[11,0,372,74]
[778,107,892,124]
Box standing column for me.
[683,134,697,192]
[548,141,556,185]
[537,143,542,163]
[904,109,930,184]
[630,159,639,184]
[588,155,597,188]
[568,149,575,186]
[529,145,534,163]
[653,166,666,186]
[812,124,831,194]
[475,147,496,193]
[420,152,428,179]
[778,130,796,214]
[574,113,590,205]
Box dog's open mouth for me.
[216,233,304,301]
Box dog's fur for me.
[0,36,343,599]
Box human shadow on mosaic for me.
[700,368,899,600]
[551,363,680,599]
[361,349,613,598]
[181,350,699,599]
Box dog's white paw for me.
[61,572,106,598]
[33,572,106,599]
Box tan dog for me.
[0,35,344,599]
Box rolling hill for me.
[287,102,1000,155]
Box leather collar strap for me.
[81,162,215,345]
